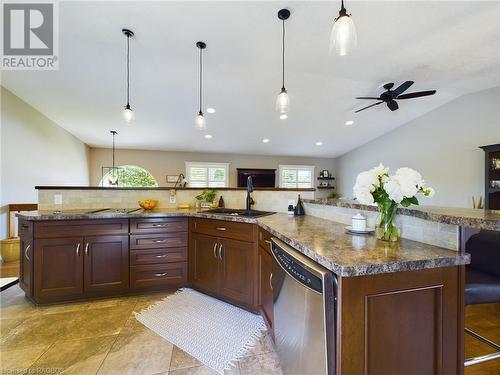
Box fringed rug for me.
[135,288,266,374]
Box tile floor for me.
[2,285,499,375]
[0,286,282,375]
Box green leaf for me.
[401,196,419,207]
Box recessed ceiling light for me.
[345,120,354,126]
[280,114,288,120]
[262,138,270,143]
[207,107,216,113]
[205,134,212,139]
[315,142,323,146]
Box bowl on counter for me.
[138,199,158,210]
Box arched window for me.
[101,165,158,187]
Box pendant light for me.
[276,9,290,115]
[195,41,207,131]
[330,0,357,56]
[122,28,134,123]
[108,131,119,185]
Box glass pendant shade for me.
[123,105,134,123]
[195,111,207,131]
[276,88,290,114]
[330,14,357,56]
[108,171,119,185]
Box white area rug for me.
[135,288,266,374]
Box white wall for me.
[336,86,500,208]
[0,87,90,239]
[89,148,336,189]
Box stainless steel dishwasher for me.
[271,238,337,375]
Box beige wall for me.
[89,148,336,189]
[336,86,500,208]
[0,87,90,239]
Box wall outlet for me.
[170,195,176,204]
[54,194,63,205]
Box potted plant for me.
[353,164,434,241]
[195,189,218,209]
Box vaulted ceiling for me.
[3,1,500,157]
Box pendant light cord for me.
[199,47,203,113]
[112,132,116,170]
[126,35,130,106]
[281,19,285,90]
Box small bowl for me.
[138,199,158,210]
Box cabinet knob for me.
[216,227,227,231]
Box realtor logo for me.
[1,1,58,70]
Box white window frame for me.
[278,165,315,189]
[185,162,230,188]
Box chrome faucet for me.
[246,176,254,211]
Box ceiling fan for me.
[355,81,436,113]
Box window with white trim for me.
[279,165,315,188]
[185,162,230,188]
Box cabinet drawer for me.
[34,219,128,238]
[191,218,255,242]
[258,228,273,254]
[130,262,187,289]
[130,233,188,250]
[19,219,33,237]
[130,248,187,265]
[130,218,188,234]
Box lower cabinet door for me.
[259,246,274,331]
[83,235,129,293]
[219,237,256,307]
[130,262,187,289]
[34,237,84,300]
[19,234,33,295]
[189,233,220,294]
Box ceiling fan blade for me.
[355,101,383,113]
[397,90,436,99]
[392,81,414,96]
[387,100,399,111]
[355,97,381,100]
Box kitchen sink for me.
[204,208,275,218]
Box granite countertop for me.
[17,208,470,277]
[304,198,500,231]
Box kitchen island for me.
[17,208,469,374]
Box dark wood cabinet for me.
[34,236,84,300]
[259,244,274,333]
[219,237,255,306]
[19,232,33,295]
[83,235,129,293]
[189,233,221,295]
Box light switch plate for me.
[54,194,63,205]
[170,195,176,204]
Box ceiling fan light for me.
[276,88,290,114]
[330,13,357,57]
[123,104,134,123]
[195,111,207,131]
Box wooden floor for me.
[465,303,500,374]
[0,260,19,278]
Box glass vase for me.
[376,201,399,242]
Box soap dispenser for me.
[294,194,305,216]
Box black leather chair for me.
[464,230,500,366]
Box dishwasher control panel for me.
[272,241,323,293]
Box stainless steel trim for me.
[25,244,31,261]
[84,243,89,256]
[216,227,227,231]
[265,239,272,244]
[155,254,168,258]
[76,243,81,256]
[218,243,223,260]
[154,272,168,277]
[464,328,500,366]
[213,242,218,258]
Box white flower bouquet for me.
[353,164,434,241]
